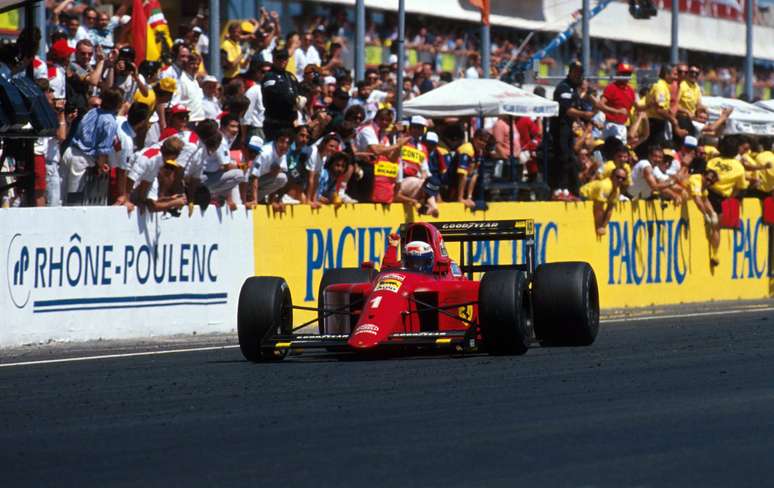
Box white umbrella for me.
[754,99,774,114]
[403,79,558,118]
[703,96,774,136]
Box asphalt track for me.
[1,309,774,487]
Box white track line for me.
[0,345,240,368]
[1,306,773,368]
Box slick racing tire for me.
[238,277,293,362]
[478,270,531,355]
[533,262,599,346]
[318,268,377,335]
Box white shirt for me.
[202,95,221,120]
[242,83,265,128]
[171,70,205,121]
[305,144,326,173]
[355,123,380,153]
[129,145,164,184]
[116,72,146,103]
[48,63,66,99]
[251,142,288,178]
[202,137,232,173]
[294,45,321,78]
[110,116,136,170]
[159,63,183,82]
[630,159,654,199]
[34,136,61,166]
[653,160,680,181]
[172,130,202,174]
[465,66,480,79]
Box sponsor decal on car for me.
[374,278,403,293]
[354,323,379,336]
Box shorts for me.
[707,189,724,215]
[33,155,46,191]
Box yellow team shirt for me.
[601,160,633,188]
[687,174,707,198]
[678,80,701,117]
[580,177,619,203]
[646,79,671,119]
[221,39,242,79]
[456,142,476,176]
[755,151,774,193]
[707,156,748,198]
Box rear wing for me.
[399,220,536,277]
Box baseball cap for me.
[201,75,218,84]
[616,63,634,76]
[247,135,264,153]
[410,115,427,127]
[169,104,190,115]
[323,75,336,85]
[663,148,676,158]
[192,26,203,34]
[118,46,135,60]
[240,21,256,34]
[50,39,75,59]
[425,131,439,144]
[157,77,177,94]
[683,135,698,148]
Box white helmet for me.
[404,241,434,273]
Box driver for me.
[381,233,435,272]
[404,241,435,273]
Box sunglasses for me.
[677,70,688,74]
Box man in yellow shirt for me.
[678,65,703,118]
[688,168,721,265]
[644,65,679,152]
[580,167,627,236]
[221,23,245,81]
[706,137,749,224]
[754,146,774,194]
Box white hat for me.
[201,75,218,84]
[247,135,264,153]
[683,135,698,148]
[425,131,439,143]
[389,54,398,64]
[410,115,427,127]
[324,75,336,85]
[192,26,203,34]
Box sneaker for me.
[339,192,358,204]
[281,194,300,204]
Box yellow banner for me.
[252,201,771,324]
[0,9,19,32]
[374,160,398,178]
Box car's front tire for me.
[237,276,293,362]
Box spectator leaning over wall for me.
[61,86,123,205]
[580,167,628,236]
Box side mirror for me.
[433,258,451,275]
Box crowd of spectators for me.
[1,0,773,241]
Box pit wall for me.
[0,207,254,347]
[0,201,769,348]
[252,200,772,325]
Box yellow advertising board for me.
[252,200,771,322]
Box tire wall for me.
[252,200,771,326]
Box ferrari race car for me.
[237,220,599,362]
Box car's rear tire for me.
[478,270,530,355]
[318,268,377,335]
[237,276,293,362]
[533,262,599,346]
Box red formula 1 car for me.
[237,220,599,362]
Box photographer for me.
[102,46,149,103]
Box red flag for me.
[468,0,490,25]
[131,0,148,66]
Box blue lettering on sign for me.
[6,232,223,312]
[608,219,688,285]
[732,218,767,280]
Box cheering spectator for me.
[580,167,628,236]
[294,31,321,79]
[61,86,123,205]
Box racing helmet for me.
[404,241,434,273]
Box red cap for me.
[50,39,75,59]
[616,63,634,75]
[169,104,190,115]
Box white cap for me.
[247,135,264,153]
[683,135,698,148]
[410,115,427,127]
[389,54,398,64]
[425,131,439,143]
[192,26,203,34]
[324,75,336,85]
[201,75,218,84]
